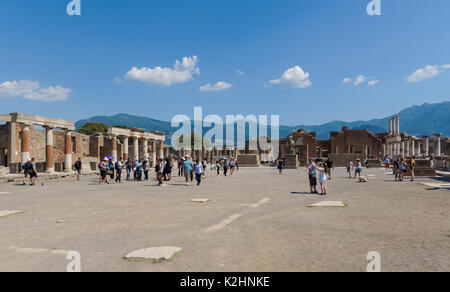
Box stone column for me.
[401,141,405,158]
[417,141,421,156]
[389,119,392,135]
[143,139,149,160]
[434,134,441,157]
[411,139,415,156]
[64,130,72,171]
[159,141,164,159]
[133,137,139,160]
[396,116,400,135]
[111,135,117,162]
[152,140,157,163]
[9,122,17,164]
[123,137,129,160]
[424,137,429,156]
[21,124,32,164]
[405,140,410,157]
[45,127,54,172]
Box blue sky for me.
[1,0,450,125]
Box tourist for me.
[143,159,150,181]
[306,158,318,194]
[115,158,123,183]
[347,161,354,178]
[277,159,284,174]
[393,157,400,182]
[216,160,221,176]
[354,159,363,179]
[384,156,391,174]
[163,158,172,181]
[137,159,143,181]
[99,158,109,184]
[125,158,132,180]
[182,155,194,186]
[201,159,207,180]
[223,160,229,176]
[194,159,204,186]
[325,157,334,180]
[399,158,406,182]
[229,159,236,176]
[22,159,31,185]
[316,162,327,195]
[178,158,183,177]
[74,157,82,181]
[236,159,240,171]
[22,158,38,186]
[410,156,416,182]
[108,159,115,180]
[155,159,163,186]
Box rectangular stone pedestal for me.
[366,159,381,168]
[284,154,298,169]
[237,154,260,167]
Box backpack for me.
[22,162,32,171]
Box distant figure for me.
[115,158,123,183]
[410,156,416,182]
[155,159,163,186]
[277,159,284,174]
[325,158,334,180]
[354,159,363,179]
[182,155,194,186]
[398,158,406,182]
[74,157,82,181]
[194,159,204,186]
[384,156,391,174]
[316,162,327,195]
[347,161,354,178]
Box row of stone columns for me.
[110,136,164,162]
[19,125,72,172]
[389,116,400,135]
[386,136,442,158]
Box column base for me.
[45,168,55,173]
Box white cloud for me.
[0,80,70,102]
[407,64,450,83]
[342,78,352,84]
[270,66,311,88]
[354,75,366,86]
[125,56,200,86]
[200,81,232,92]
[368,80,380,86]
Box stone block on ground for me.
[124,247,182,262]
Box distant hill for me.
[75,101,450,143]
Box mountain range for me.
[75,101,450,143]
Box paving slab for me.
[308,201,347,208]
[0,210,22,218]
[189,199,211,203]
[124,247,182,262]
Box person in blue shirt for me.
[194,159,204,186]
[182,155,195,186]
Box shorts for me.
[100,170,107,178]
[309,174,317,186]
[76,169,81,175]
[184,172,190,180]
[355,168,362,174]
[29,171,37,179]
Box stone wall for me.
[434,157,450,170]
[237,154,260,167]
[329,153,365,167]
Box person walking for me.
[99,158,109,184]
[163,159,172,181]
[399,158,406,182]
[325,157,334,180]
[182,155,194,186]
[108,159,115,180]
[194,159,204,186]
[410,156,416,182]
[347,161,354,178]
[74,157,82,181]
[143,159,150,182]
[354,159,363,179]
[125,158,132,180]
[216,160,221,176]
[277,159,284,174]
[115,158,123,183]
[155,159,163,186]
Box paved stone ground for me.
[0,167,449,272]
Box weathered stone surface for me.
[237,154,260,167]
[308,201,347,207]
[0,210,22,218]
[284,154,298,169]
[124,247,182,262]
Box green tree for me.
[77,122,108,135]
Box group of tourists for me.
[383,155,416,182]
[346,159,364,179]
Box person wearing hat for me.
[98,158,109,184]
[182,155,194,186]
